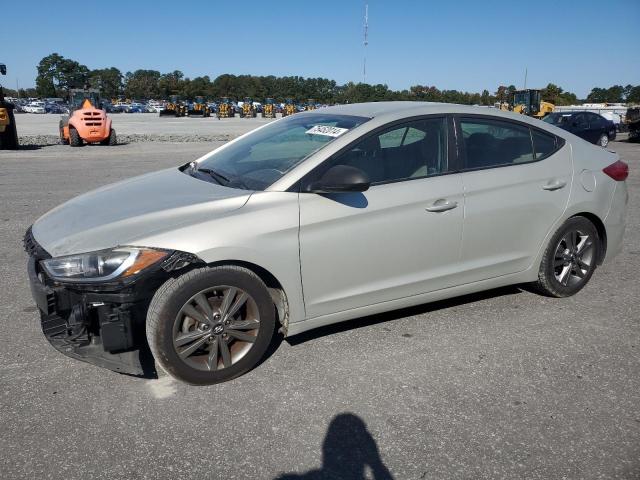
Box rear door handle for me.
[425,199,458,212]
[542,180,567,191]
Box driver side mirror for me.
[306,165,370,193]
[0,64,6,75]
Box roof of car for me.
[309,101,539,123]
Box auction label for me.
[305,125,349,137]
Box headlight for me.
[41,247,169,283]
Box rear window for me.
[532,130,557,159]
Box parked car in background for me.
[543,111,616,147]
[125,102,148,113]
[147,101,165,113]
[25,102,628,385]
[45,102,68,114]
[24,101,46,114]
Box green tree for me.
[35,53,89,98]
[88,67,122,99]
[627,85,640,104]
[123,69,161,99]
[158,70,184,98]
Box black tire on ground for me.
[1,111,19,150]
[146,265,276,385]
[69,127,83,147]
[101,129,117,145]
[59,120,69,145]
[597,133,609,147]
[532,216,600,298]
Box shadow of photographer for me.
[275,413,393,480]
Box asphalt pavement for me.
[0,135,638,479]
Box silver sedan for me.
[25,102,629,384]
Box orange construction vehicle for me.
[59,89,116,146]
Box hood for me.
[32,167,251,257]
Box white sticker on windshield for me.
[305,125,349,137]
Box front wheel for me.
[533,216,600,297]
[146,266,276,385]
[597,133,609,147]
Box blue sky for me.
[2,0,639,98]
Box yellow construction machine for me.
[160,96,187,117]
[217,97,234,118]
[281,98,296,117]
[304,99,316,111]
[262,98,276,118]
[187,96,211,117]
[0,63,18,150]
[240,97,257,118]
[512,89,554,118]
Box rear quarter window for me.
[532,130,557,159]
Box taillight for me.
[603,160,629,181]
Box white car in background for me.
[147,101,165,113]
[24,101,46,114]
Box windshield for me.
[543,113,572,125]
[194,113,369,190]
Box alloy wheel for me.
[172,286,260,372]
[553,229,596,287]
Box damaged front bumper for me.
[24,228,199,376]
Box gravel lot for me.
[0,118,638,479]
[15,112,275,145]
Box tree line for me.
[5,53,640,106]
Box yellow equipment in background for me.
[217,97,234,118]
[188,96,211,117]
[304,99,316,111]
[240,97,256,118]
[0,63,18,150]
[160,96,187,117]
[262,98,276,118]
[512,89,554,118]
[282,98,296,117]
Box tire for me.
[597,133,609,147]
[533,216,600,297]
[101,129,117,146]
[59,120,69,145]
[69,127,83,147]
[146,265,276,385]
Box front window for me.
[327,117,448,184]
[193,113,368,190]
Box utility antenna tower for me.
[363,3,369,84]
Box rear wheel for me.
[69,127,83,147]
[101,129,117,146]
[597,133,609,147]
[146,266,276,385]
[533,216,600,297]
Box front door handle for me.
[425,199,458,212]
[542,180,567,191]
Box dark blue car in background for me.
[543,111,616,147]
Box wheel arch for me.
[206,260,291,335]
[569,212,607,265]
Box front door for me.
[298,117,465,318]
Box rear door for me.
[455,116,571,282]
[571,113,594,143]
